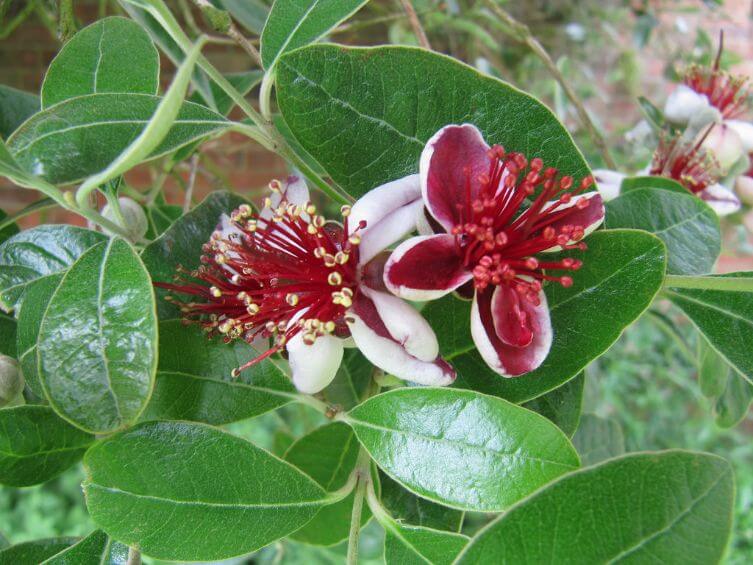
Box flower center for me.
[450,145,593,305]
[157,181,365,375]
[650,133,720,195]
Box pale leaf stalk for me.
[399,0,431,50]
[347,448,371,565]
[664,275,753,293]
[484,0,617,170]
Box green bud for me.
[0,355,23,407]
[200,4,232,34]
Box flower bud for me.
[101,197,148,241]
[0,355,23,407]
[664,85,711,126]
[735,175,753,206]
[699,124,744,175]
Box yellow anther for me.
[324,254,337,267]
[237,291,248,301]
[238,204,252,217]
[324,321,336,333]
[335,251,349,265]
[247,303,260,315]
[306,203,317,215]
[340,205,352,217]
[303,332,317,345]
[210,286,222,298]
[269,179,282,192]
[340,296,353,308]
[286,293,299,306]
[246,220,257,232]
[265,321,277,333]
[277,335,287,346]
[307,223,318,235]
[231,368,241,378]
[328,272,343,286]
[214,254,227,265]
[348,234,361,245]
[314,246,325,258]
[231,274,242,285]
[263,197,273,209]
[218,321,233,334]
[341,287,354,298]
[313,215,325,228]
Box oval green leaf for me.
[41,17,159,108]
[522,372,584,437]
[666,271,753,385]
[605,187,720,275]
[423,230,667,403]
[0,85,39,138]
[456,451,734,564]
[261,1,368,70]
[276,45,590,198]
[38,238,157,433]
[284,422,369,546]
[142,320,293,424]
[0,538,78,565]
[346,388,580,512]
[40,530,128,565]
[379,471,464,532]
[571,413,625,466]
[0,405,94,486]
[141,190,248,319]
[84,420,330,561]
[621,175,689,195]
[7,93,228,185]
[0,225,106,312]
[384,520,468,565]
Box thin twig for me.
[398,0,431,50]
[227,24,262,68]
[346,449,371,565]
[184,153,200,213]
[484,0,617,169]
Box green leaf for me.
[191,70,264,116]
[40,530,128,564]
[456,451,734,564]
[6,93,228,186]
[384,519,468,565]
[141,191,248,319]
[666,271,753,385]
[346,388,579,512]
[144,202,182,239]
[0,225,106,312]
[605,187,720,275]
[84,420,330,561]
[423,230,666,403]
[0,534,7,550]
[142,320,293,424]
[0,405,93,486]
[284,422,369,546]
[38,238,157,433]
[522,372,584,437]
[214,0,269,34]
[0,313,15,357]
[571,413,625,466]
[379,471,464,532]
[0,538,78,565]
[714,371,753,428]
[261,1,368,70]
[698,334,728,398]
[322,348,372,410]
[0,209,20,245]
[16,274,62,397]
[276,45,590,198]
[0,85,39,138]
[41,17,159,108]
[621,175,689,195]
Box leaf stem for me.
[346,449,371,565]
[483,0,617,170]
[126,547,141,565]
[663,274,753,293]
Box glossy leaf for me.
[384,520,468,565]
[141,191,248,318]
[346,388,580,512]
[698,335,728,398]
[144,202,182,239]
[261,1,368,70]
[0,209,20,245]
[142,320,293,424]
[40,530,128,564]
[571,413,625,466]
[84,421,330,561]
[0,85,39,138]
[191,70,264,116]
[277,45,590,198]
[38,238,157,433]
[605,187,720,275]
[214,0,269,34]
[714,371,753,428]
[379,471,464,532]
[284,422,368,546]
[522,372,584,437]
[423,230,666,403]
[0,405,93,486]
[0,538,78,565]
[666,271,753,385]
[322,349,372,410]
[16,274,62,397]
[41,17,159,108]
[0,313,15,357]
[456,451,734,564]
[7,94,228,186]
[621,175,688,195]
[0,225,106,312]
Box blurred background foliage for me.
[1,0,752,562]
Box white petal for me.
[664,84,712,126]
[700,183,742,216]
[699,123,744,174]
[415,206,435,236]
[470,292,507,376]
[735,175,753,206]
[347,310,454,386]
[725,120,753,153]
[363,287,438,361]
[287,333,344,394]
[592,169,625,201]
